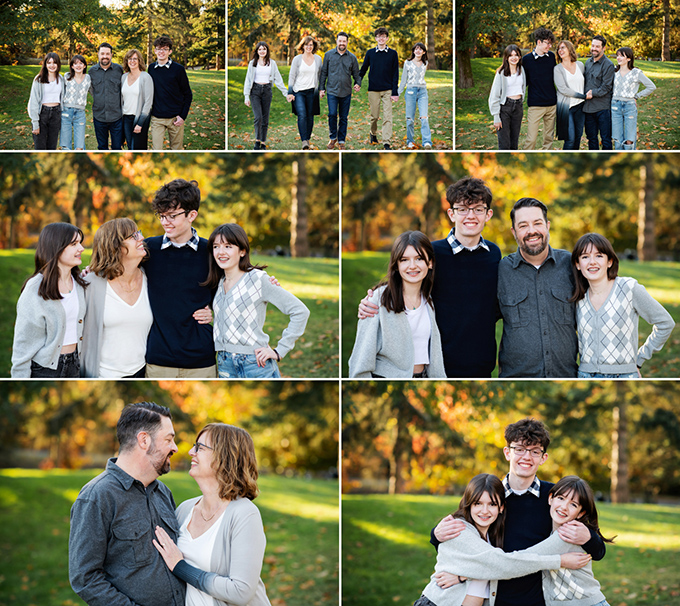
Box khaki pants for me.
[523,105,556,150]
[368,90,393,143]
[145,363,217,378]
[149,116,185,150]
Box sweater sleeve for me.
[11,287,46,378]
[348,313,381,378]
[554,64,586,99]
[261,275,310,358]
[287,56,299,94]
[632,281,675,367]
[359,50,370,79]
[634,69,656,99]
[488,71,503,122]
[243,63,254,100]
[27,77,42,130]
[138,73,154,125]
[270,61,288,97]
[392,51,399,95]
[398,61,409,95]
[172,506,266,606]
[434,527,562,580]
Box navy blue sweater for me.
[148,61,193,119]
[144,236,215,368]
[522,51,557,107]
[430,238,501,377]
[359,47,399,95]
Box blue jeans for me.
[294,87,315,142]
[564,104,585,150]
[93,117,123,150]
[60,107,87,149]
[578,370,638,379]
[584,108,612,150]
[217,351,281,379]
[612,99,637,150]
[327,93,351,143]
[404,87,432,145]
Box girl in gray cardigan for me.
[571,233,674,378]
[414,474,590,606]
[202,223,309,379]
[27,52,65,150]
[488,45,525,150]
[349,231,445,378]
[11,223,88,377]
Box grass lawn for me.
[342,493,680,606]
[455,58,680,150]
[228,66,453,150]
[341,252,680,377]
[0,251,339,378]
[0,468,339,606]
[0,66,226,150]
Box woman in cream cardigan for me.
[287,36,323,150]
[121,49,154,150]
[553,40,586,150]
[154,423,271,606]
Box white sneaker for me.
[424,142,432,149]
[407,142,415,149]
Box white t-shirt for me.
[505,72,523,97]
[98,275,152,377]
[254,63,271,84]
[294,59,316,92]
[42,78,61,104]
[122,76,140,115]
[405,295,431,366]
[60,286,79,346]
[177,505,227,606]
[563,66,585,107]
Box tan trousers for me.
[523,105,556,150]
[368,90,393,143]
[150,116,185,150]
[145,363,217,378]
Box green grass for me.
[0,66,225,150]
[228,65,453,150]
[455,58,680,150]
[342,493,680,606]
[0,468,339,606]
[341,252,680,377]
[0,251,339,378]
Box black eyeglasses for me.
[155,210,188,223]
[193,442,214,453]
[509,446,544,458]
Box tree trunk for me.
[637,158,656,261]
[611,387,630,503]
[426,0,437,69]
[147,14,154,65]
[662,0,671,61]
[290,158,309,257]
[456,9,473,88]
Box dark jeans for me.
[93,117,123,150]
[30,352,80,378]
[250,82,273,142]
[564,104,586,150]
[32,105,61,150]
[497,98,523,150]
[584,108,612,150]
[327,93,351,143]
[294,87,315,142]
[122,114,150,150]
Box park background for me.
[455,0,680,149]
[0,0,225,150]
[342,380,680,605]
[341,151,680,376]
[0,379,339,606]
[0,151,340,378]
[227,0,453,150]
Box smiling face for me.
[154,45,172,64]
[511,206,550,259]
[188,431,215,481]
[121,229,146,263]
[45,58,59,74]
[58,233,84,270]
[508,50,521,65]
[447,201,493,245]
[549,489,583,526]
[397,244,432,287]
[504,441,548,482]
[575,242,612,285]
[376,33,388,48]
[98,46,112,67]
[336,35,348,52]
[591,39,604,60]
[413,46,425,59]
[616,52,631,68]
[72,59,85,74]
[213,234,245,273]
[557,43,569,60]
[146,415,178,477]
[157,206,196,244]
[536,39,552,55]
[470,490,503,534]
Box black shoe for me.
[370,134,378,144]
[383,143,392,150]
[253,141,261,150]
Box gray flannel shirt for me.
[497,247,578,378]
[69,458,185,606]
[89,63,124,122]
[319,48,361,98]
[583,55,615,113]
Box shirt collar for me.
[532,49,548,59]
[503,474,541,498]
[106,457,159,492]
[376,46,390,52]
[511,245,556,269]
[161,226,199,251]
[446,229,490,255]
[154,59,173,68]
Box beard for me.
[518,232,548,257]
[147,441,172,476]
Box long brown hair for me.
[251,41,271,66]
[377,231,435,313]
[615,47,635,71]
[550,476,615,543]
[200,223,267,289]
[90,218,148,280]
[452,473,506,548]
[497,44,522,77]
[570,232,619,302]
[22,223,88,300]
[36,52,62,84]
[408,42,428,66]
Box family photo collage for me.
[1,0,680,605]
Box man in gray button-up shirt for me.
[319,32,362,150]
[89,42,124,150]
[497,198,578,377]
[583,35,615,150]
[69,402,186,606]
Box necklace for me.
[199,500,220,522]
[115,270,142,293]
